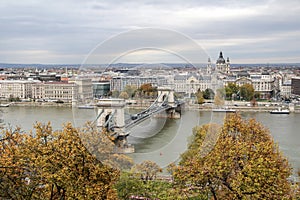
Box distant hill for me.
[0,63,81,69]
[0,62,299,69]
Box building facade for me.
[1,80,78,102]
[0,80,35,99]
[291,77,300,96]
[215,51,230,74]
[93,82,110,98]
[110,76,167,91]
[280,81,292,98]
[43,82,78,102]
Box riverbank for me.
[6,102,72,107]
[185,100,300,113]
[186,104,299,112]
[5,100,300,113]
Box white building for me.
[174,73,213,96]
[110,76,167,91]
[0,80,35,99]
[42,82,78,102]
[224,71,275,99]
[0,80,79,103]
[280,81,292,98]
[70,78,93,102]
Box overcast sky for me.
[1,0,300,64]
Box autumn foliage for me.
[174,113,294,199]
[0,123,120,199]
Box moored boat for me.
[77,104,95,109]
[212,107,236,113]
[270,107,290,114]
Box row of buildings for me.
[110,52,299,99]
[0,79,94,103]
[1,52,300,103]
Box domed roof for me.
[216,51,225,64]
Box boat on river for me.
[212,107,236,113]
[77,104,95,109]
[0,103,10,107]
[270,107,290,114]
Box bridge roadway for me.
[124,102,172,129]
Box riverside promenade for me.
[4,99,300,113]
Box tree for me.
[254,91,261,100]
[225,83,239,100]
[203,88,215,99]
[131,160,162,182]
[111,90,120,98]
[119,91,129,99]
[174,113,293,199]
[240,83,255,101]
[195,89,205,104]
[116,172,180,200]
[124,85,137,98]
[116,161,183,200]
[138,83,157,98]
[214,88,225,106]
[0,122,124,199]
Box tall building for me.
[207,57,212,74]
[216,51,230,74]
[69,78,93,102]
[291,77,300,95]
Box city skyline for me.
[1,0,300,64]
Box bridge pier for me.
[96,99,134,153]
[167,109,181,119]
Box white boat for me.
[270,108,290,114]
[0,103,10,107]
[77,104,95,109]
[212,107,236,113]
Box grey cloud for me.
[0,0,300,63]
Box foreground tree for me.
[0,123,123,199]
[174,113,293,199]
[116,161,183,200]
[131,160,162,182]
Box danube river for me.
[1,106,300,175]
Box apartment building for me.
[291,77,300,96]
[38,82,78,102]
[0,80,35,99]
[110,76,167,91]
[1,80,78,102]
[174,73,212,95]
[68,78,93,102]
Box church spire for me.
[219,51,223,59]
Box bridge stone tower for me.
[157,86,175,106]
[157,86,181,118]
[96,98,133,153]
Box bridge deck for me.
[124,104,171,129]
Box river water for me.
[1,106,300,175]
